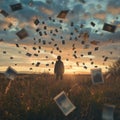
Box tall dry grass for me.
[0,73,120,120]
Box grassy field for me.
[0,73,120,120]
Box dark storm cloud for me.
[52,0,70,9]
[90,30,120,41]
[104,31,120,41]
[0,0,120,74]
[93,10,106,20]
[12,1,49,21]
[108,0,120,7]
[0,0,54,21]
[114,20,120,26]
[86,3,97,13]
[67,4,85,24]
[71,3,85,13]
[0,0,120,43]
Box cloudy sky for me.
[0,0,120,74]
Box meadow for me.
[0,73,120,120]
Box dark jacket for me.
[54,60,64,74]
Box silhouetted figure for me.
[54,56,64,80]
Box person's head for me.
[57,55,61,60]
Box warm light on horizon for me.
[0,63,109,75]
[0,0,120,76]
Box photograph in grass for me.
[4,66,17,80]
[102,104,115,120]
[54,91,76,116]
[91,68,104,84]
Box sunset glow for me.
[0,0,120,74]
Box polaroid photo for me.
[16,28,28,39]
[0,9,9,17]
[10,3,23,12]
[26,52,32,57]
[54,91,76,116]
[57,10,69,19]
[102,23,116,33]
[102,104,115,120]
[91,68,104,84]
[83,44,90,49]
[4,66,17,80]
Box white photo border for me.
[54,91,76,116]
[91,68,104,85]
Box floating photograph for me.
[54,91,76,116]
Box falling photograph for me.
[0,0,120,120]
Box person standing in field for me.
[54,56,64,80]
